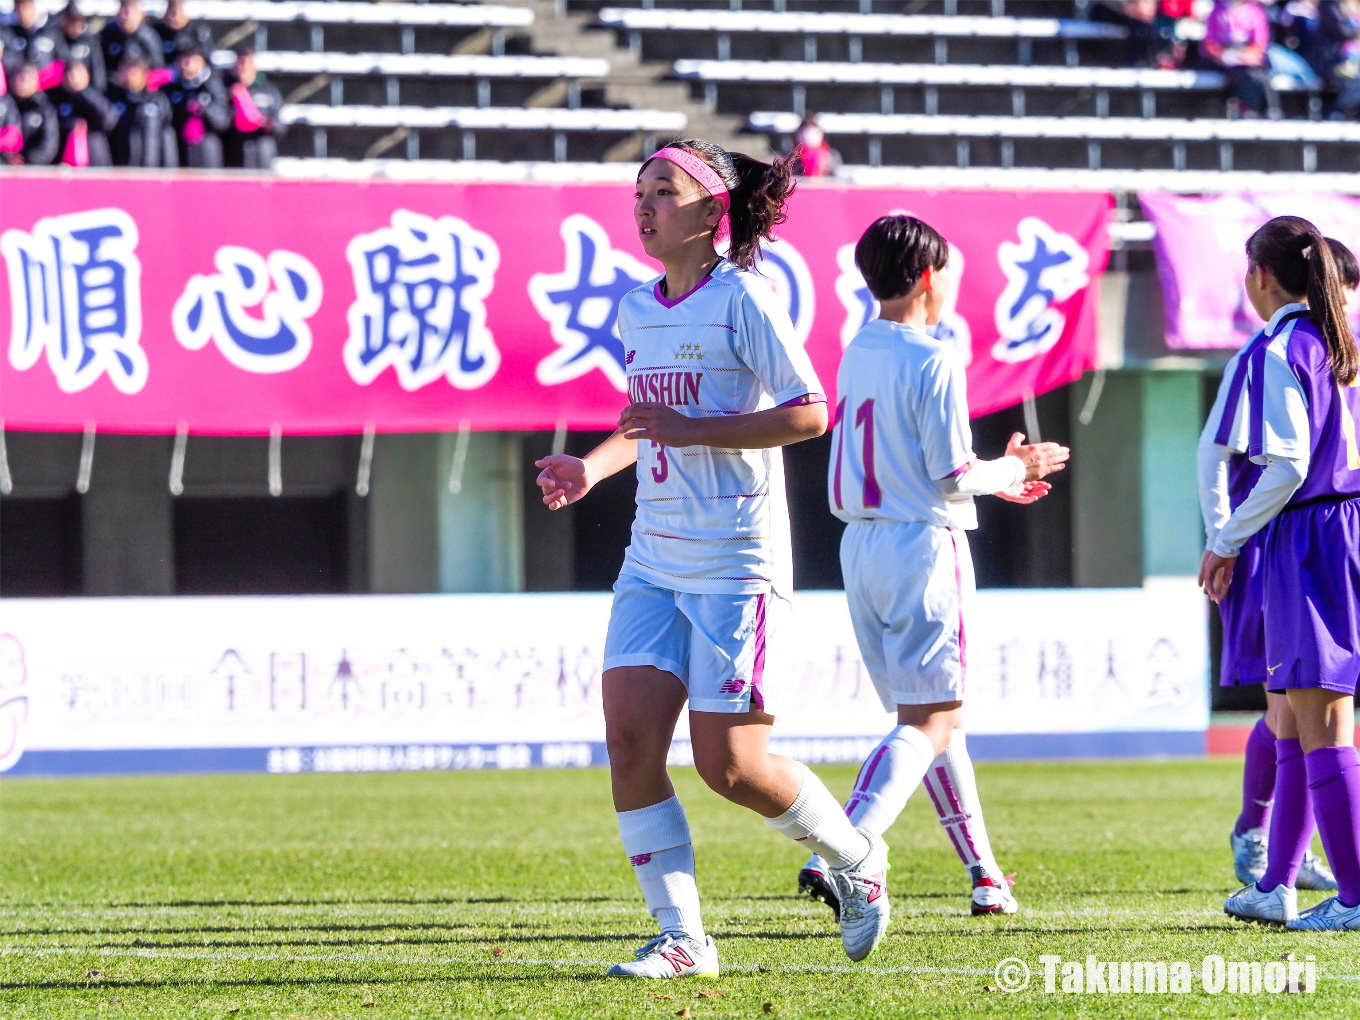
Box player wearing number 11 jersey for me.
[798,215,1069,918]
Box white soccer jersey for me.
[829,318,977,529]
[616,259,824,596]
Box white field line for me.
[2,946,1358,982]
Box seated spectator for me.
[57,1,106,94]
[1305,0,1360,117]
[3,0,66,91]
[1094,0,1182,67]
[0,68,23,161]
[224,47,285,169]
[100,0,163,79]
[107,54,176,166]
[1203,0,1282,117]
[51,59,117,166]
[166,43,230,168]
[154,0,214,69]
[790,112,838,178]
[5,62,58,165]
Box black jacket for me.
[2,16,66,76]
[14,90,59,165]
[166,65,232,138]
[107,82,176,166]
[60,28,106,93]
[99,19,163,72]
[1304,1,1360,81]
[51,83,119,135]
[154,18,214,65]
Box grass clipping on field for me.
[0,760,1353,1018]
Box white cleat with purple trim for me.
[606,934,720,978]
[834,828,891,962]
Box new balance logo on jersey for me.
[627,370,703,407]
[625,349,636,365]
[660,946,694,973]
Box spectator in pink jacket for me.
[1203,0,1282,117]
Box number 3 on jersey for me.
[832,396,882,510]
[650,441,669,483]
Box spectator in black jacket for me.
[224,48,285,168]
[1305,0,1360,117]
[3,0,66,89]
[57,2,106,94]
[107,54,176,166]
[0,88,23,162]
[6,63,59,165]
[51,59,117,165]
[100,0,163,78]
[154,0,214,68]
[166,43,230,167]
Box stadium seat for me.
[35,0,534,29]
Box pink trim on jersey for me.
[946,460,975,479]
[750,593,767,712]
[653,274,715,309]
[950,530,967,693]
[778,392,827,408]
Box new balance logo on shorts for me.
[718,677,747,695]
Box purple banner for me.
[1139,192,1360,350]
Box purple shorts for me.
[1219,530,1267,686]
[1263,497,1360,695]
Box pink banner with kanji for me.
[0,173,1111,433]
[1139,191,1360,350]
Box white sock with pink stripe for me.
[616,796,705,941]
[922,730,1004,882]
[842,724,937,835]
[766,762,871,870]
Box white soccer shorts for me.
[603,573,786,714]
[840,520,974,710]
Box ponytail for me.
[1246,215,1358,386]
[641,138,797,272]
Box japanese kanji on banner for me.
[0,173,1112,434]
[0,583,1207,776]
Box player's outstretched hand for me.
[1198,548,1236,604]
[619,402,699,447]
[1004,432,1069,481]
[535,454,590,511]
[997,480,1052,504]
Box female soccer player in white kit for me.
[797,215,1069,917]
[535,140,893,976]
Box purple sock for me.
[1259,740,1314,892]
[1236,717,1277,834]
[1305,746,1360,908]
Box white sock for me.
[617,796,704,941]
[844,724,937,835]
[766,762,871,870]
[922,730,1004,882]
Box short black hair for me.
[1327,237,1359,291]
[854,215,949,302]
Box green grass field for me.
[2,759,1357,1018]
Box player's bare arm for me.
[534,429,638,511]
[617,400,828,450]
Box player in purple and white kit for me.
[1207,217,1360,931]
[535,140,892,976]
[795,215,1068,918]
[1201,239,1355,891]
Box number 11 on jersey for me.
[831,396,882,510]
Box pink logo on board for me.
[0,634,30,772]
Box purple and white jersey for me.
[829,319,976,530]
[1247,312,1360,504]
[616,258,824,596]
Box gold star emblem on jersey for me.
[674,343,704,361]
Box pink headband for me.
[648,147,731,241]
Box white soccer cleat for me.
[1224,882,1298,925]
[833,828,891,962]
[606,934,720,978]
[798,853,840,915]
[1296,850,1339,892]
[1230,827,1269,886]
[970,866,1018,916]
[1285,895,1360,931]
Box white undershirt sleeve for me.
[1211,454,1308,557]
[935,456,1026,498]
[1196,435,1234,551]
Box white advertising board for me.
[0,580,1209,775]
